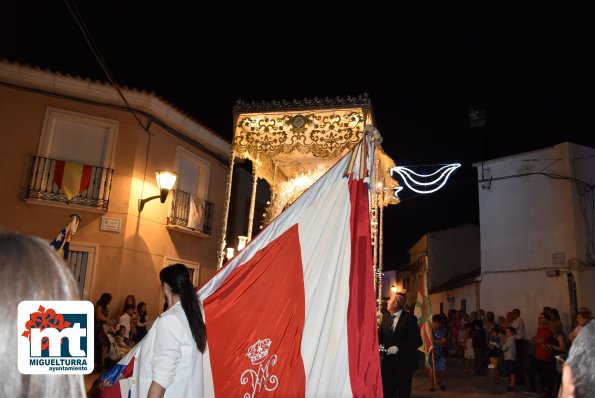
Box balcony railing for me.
[167,189,214,236]
[25,156,113,211]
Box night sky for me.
[2,2,593,268]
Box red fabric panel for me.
[79,164,93,193]
[204,224,306,397]
[347,178,383,397]
[53,159,65,188]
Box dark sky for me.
[2,2,594,268]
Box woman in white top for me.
[138,263,207,398]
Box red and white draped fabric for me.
[100,134,382,397]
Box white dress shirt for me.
[391,309,403,332]
[511,317,526,340]
[134,301,203,397]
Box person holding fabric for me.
[428,314,447,392]
[98,264,207,397]
[137,263,206,398]
[379,293,423,398]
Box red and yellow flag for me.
[53,160,92,200]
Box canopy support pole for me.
[378,199,385,306]
[247,163,258,241]
[217,152,236,270]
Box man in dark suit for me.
[379,293,423,398]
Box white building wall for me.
[430,283,478,316]
[477,142,595,338]
[427,224,480,291]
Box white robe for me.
[131,301,203,397]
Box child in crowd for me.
[116,295,136,324]
[501,326,517,393]
[115,325,131,355]
[118,303,136,340]
[463,324,474,373]
[109,325,131,361]
[487,327,501,384]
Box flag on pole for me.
[414,255,434,368]
[100,134,383,397]
[53,160,93,200]
[50,213,81,261]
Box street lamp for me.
[138,170,177,212]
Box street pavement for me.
[410,357,536,398]
[85,357,544,397]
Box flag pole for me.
[432,349,437,389]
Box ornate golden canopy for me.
[232,94,374,187]
[218,94,400,276]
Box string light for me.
[390,163,461,194]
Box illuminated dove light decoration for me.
[390,163,461,194]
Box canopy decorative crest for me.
[232,94,374,186]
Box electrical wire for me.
[62,0,148,133]
[0,80,229,165]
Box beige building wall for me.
[0,61,230,320]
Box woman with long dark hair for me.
[135,264,206,397]
[134,301,149,343]
[95,292,112,370]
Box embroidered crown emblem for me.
[247,338,271,365]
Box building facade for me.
[476,142,595,337]
[0,60,231,316]
[405,224,481,315]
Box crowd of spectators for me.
[94,293,153,370]
[431,305,593,396]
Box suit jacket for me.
[379,310,423,374]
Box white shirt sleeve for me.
[151,314,184,390]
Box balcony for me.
[167,189,214,237]
[25,156,113,211]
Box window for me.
[175,147,210,200]
[27,108,117,209]
[38,107,118,168]
[67,243,97,300]
[161,258,200,315]
[461,299,467,313]
[163,257,200,287]
[440,302,444,315]
[167,147,213,234]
